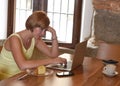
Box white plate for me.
[32,69,54,76]
[102,71,118,77]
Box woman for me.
[0,11,66,80]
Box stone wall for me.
[93,0,120,43]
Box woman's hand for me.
[47,26,57,40]
[53,57,67,64]
[47,26,56,34]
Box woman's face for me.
[33,27,46,39]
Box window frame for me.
[7,0,15,37]
[7,0,82,49]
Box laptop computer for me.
[46,40,87,71]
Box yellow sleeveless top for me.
[0,33,35,80]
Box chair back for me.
[0,46,2,52]
[96,42,120,61]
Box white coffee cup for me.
[103,64,116,76]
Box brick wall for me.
[93,0,120,14]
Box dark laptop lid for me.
[71,40,87,70]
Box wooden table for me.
[0,57,120,86]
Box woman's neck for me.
[18,30,33,40]
[18,30,33,49]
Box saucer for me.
[102,71,118,77]
[102,60,119,65]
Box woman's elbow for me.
[19,66,26,71]
[18,63,27,71]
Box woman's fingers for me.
[54,57,67,64]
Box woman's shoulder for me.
[9,33,21,38]
[5,33,21,44]
[2,33,21,51]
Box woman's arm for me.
[35,26,59,58]
[9,36,66,70]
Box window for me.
[15,0,33,32]
[33,0,82,48]
[0,0,8,39]
[46,0,74,43]
[7,0,82,48]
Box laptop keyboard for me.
[52,61,72,68]
[46,61,72,70]
[51,63,67,68]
